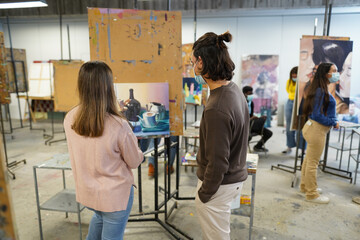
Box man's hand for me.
[334,122,340,129]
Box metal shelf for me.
[40,189,84,213]
[34,155,84,240]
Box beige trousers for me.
[195,179,243,240]
[300,120,331,200]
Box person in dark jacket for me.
[243,86,273,152]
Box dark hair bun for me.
[218,31,232,43]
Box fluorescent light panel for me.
[0,0,48,9]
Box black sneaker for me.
[253,146,269,152]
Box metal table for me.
[181,152,258,240]
[328,121,360,167]
[348,128,360,184]
[322,121,360,182]
[232,153,258,240]
[33,153,85,240]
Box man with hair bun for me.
[191,31,249,239]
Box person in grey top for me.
[192,31,249,240]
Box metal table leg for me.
[77,203,82,240]
[249,172,256,240]
[33,167,44,240]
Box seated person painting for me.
[243,86,273,152]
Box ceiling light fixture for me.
[0,0,48,9]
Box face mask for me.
[329,72,340,83]
[247,95,254,102]
[292,78,297,82]
[193,61,207,85]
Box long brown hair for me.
[72,61,124,137]
[192,31,235,81]
[303,63,333,116]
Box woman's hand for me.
[334,122,340,129]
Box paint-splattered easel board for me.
[0,137,17,239]
[53,60,83,112]
[6,48,28,93]
[182,43,194,78]
[0,32,10,104]
[88,8,183,136]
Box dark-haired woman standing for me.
[300,62,339,204]
[192,31,249,239]
[64,61,143,239]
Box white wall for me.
[2,7,360,119]
[1,18,90,118]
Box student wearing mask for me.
[300,62,339,204]
[64,61,143,239]
[243,86,273,152]
[192,31,249,239]
[282,66,306,154]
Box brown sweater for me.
[196,81,249,203]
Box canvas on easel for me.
[53,60,83,112]
[0,32,10,104]
[28,61,54,98]
[292,35,353,130]
[241,54,279,127]
[5,48,28,93]
[88,8,183,136]
[115,82,170,138]
[182,43,194,78]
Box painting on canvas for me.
[114,82,170,138]
[183,77,202,105]
[88,8,183,136]
[6,48,28,93]
[182,43,194,78]
[0,32,10,104]
[241,55,279,127]
[297,37,353,115]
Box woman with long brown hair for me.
[64,61,143,239]
[300,62,339,204]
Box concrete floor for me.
[4,119,360,240]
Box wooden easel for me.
[0,137,17,239]
[18,95,52,123]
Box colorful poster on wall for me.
[297,36,353,115]
[241,54,279,126]
[114,82,170,138]
[0,32,10,104]
[183,77,202,105]
[88,8,183,136]
[6,48,28,93]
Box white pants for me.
[195,179,243,240]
